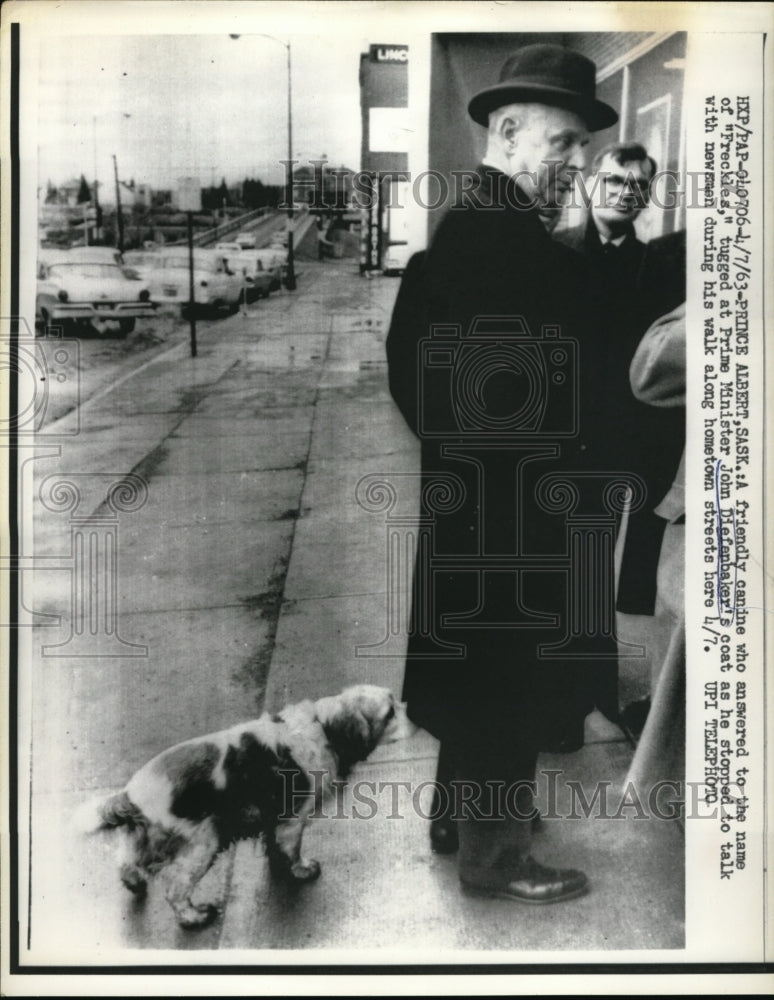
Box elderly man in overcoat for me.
[386,44,619,902]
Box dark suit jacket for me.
[554,219,686,615]
[386,166,617,760]
[637,229,687,326]
[554,219,648,301]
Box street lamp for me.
[230,33,296,291]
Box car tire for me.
[118,318,136,336]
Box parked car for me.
[231,249,283,292]
[214,242,244,254]
[122,248,161,283]
[228,252,275,301]
[147,247,243,314]
[255,245,288,288]
[36,252,155,336]
[234,230,257,249]
[67,245,126,266]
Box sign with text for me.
[368,107,411,154]
[176,176,201,213]
[369,43,408,63]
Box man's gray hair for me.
[487,102,546,136]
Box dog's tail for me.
[71,790,143,835]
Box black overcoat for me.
[385,166,618,761]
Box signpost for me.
[178,178,202,358]
[359,173,381,273]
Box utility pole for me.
[284,41,297,291]
[112,154,125,252]
[93,115,101,241]
[228,33,295,290]
[178,176,202,358]
[187,211,197,357]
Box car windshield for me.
[48,263,123,279]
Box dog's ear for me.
[317,699,373,777]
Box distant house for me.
[54,178,87,207]
[133,183,152,208]
[151,189,173,209]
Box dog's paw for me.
[175,902,218,930]
[289,857,321,882]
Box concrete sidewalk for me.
[26,260,683,960]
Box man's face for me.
[506,104,590,211]
[591,152,653,235]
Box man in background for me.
[554,144,684,725]
[555,141,655,272]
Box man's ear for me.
[499,114,522,152]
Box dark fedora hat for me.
[468,43,618,132]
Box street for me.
[35,310,192,426]
[33,206,310,427]
[24,258,684,958]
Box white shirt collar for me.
[598,232,628,247]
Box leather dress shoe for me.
[461,855,589,904]
[430,809,542,854]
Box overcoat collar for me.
[475,163,549,238]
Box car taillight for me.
[200,280,208,287]
[57,289,69,302]
[139,289,150,301]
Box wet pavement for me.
[24,259,684,962]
